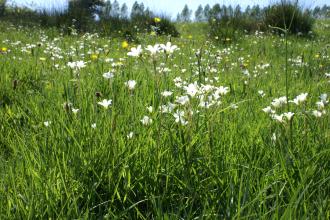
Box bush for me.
[149,17,180,37]
[264,1,315,35]
[130,14,179,37]
[207,6,264,44]
[209,19,242,44]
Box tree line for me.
[0,0,328,40]
[0,0,179,38]
[177,3,330,22]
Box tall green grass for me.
[0,20,329,219]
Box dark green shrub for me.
[264,1,315,35]
[122,30,138,42]
[39,10,70,29]
[208,19,242,44]
[131,14,179,37]
[149,17,180,37]
[67,0,104,32]
[208,5,264,44]
[97,17,139,42]
[0,0,5,17]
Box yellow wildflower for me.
[154,17,161,23]
[1,47,7,52]
[91,54,98,60]
[121,40,129,49]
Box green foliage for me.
[264,1,315,35]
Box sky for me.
[7,0,330,18]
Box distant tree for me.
[220,5,229,20]
[180,4,192,22]
[130,1,139,18]
[68,0,104,31]
[144,7,153,17]
[250,5,261,19]
[195,4,204,22]
[176,12,181,22]
[139,2,145,15]
[203,4,210,20]
[227,5,233,17]
[120,3,128,19]
[70,0,104,16]
[209,3,221,20]
[110,0,120,17]
[100,0,111,19]
[320,4,330,18]
[220,5,225,17]
[245,5,251,16]
[131,1,145,18]
[326,6,330,17]
[313,6,321,18]
[234,5,242,17]
[0,0,6,17]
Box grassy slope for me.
[0,21,329,219]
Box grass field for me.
[0,20,329,219]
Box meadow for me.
[0,19,329,219]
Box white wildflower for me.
[127,132,134,139]
[290,93,308,105]
[127,45,143,57]
[125,80,137,90]
[320,93,328,104]
[44,121,51,127]
[146,106,153,113]
[184,83,199,97]
[141,116,152,125]
[72,108,79,114]
[98,99,112,109]
[271,96,287,108]
[145,44,160,56]
[175,95,190,105]
[173,110,188,125]
[262,106,275,114]
[272,114,284,123]
[258,90,265,97]
[283,112,294,121]
[160,42,178,54]
[312,110,323,118]
[161,91,173,97]
[103,71,114,79]
[67,60,86,70]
